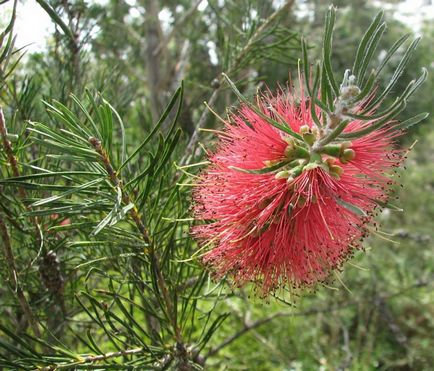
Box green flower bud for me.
[284,145,294,158]
[293,146,310,159]
[299,125,316,146]
[285,145,309,160]
[309,152,322,164]
[283,136,295,145]
[340,148,356,164]
[321,141,353,158]
[289,164,304,178]
[302,131,316,146]
[341,141,352,150]
[329,164,344,179]
[299,125,310,135]
[275,170,291,179]
[321,144,342,157]
[263,159,281,167]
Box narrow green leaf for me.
[366,37,421,109]
[336,198,367,216]
[165,80,184,141]
[373,199,403,212]
[376,33,410,76]
[0,0,17,37]
[30,138,98,159]
[0,324,41,358]
[28,122,88,147]
[75,294,123,352]
[322,6,339,97]
[310,63,328,127]
[357,23,385,84]
[136,171,154,211]
[154,128,182,177]
[31,178,104,207]
[360,66,427,118]
[301,37,312,97]
[35,0,75,43]
[401,67,428,99]
[46,154,96,162]
[340,102,406,139]
[85,330,105,355]
[228,160,290,174]
[319,61,335,113]
[0,1,17,65]
[103,99,126,166]
[44,100,92,139]
[109,292,153,345]
[92,186,133,235]
[124,157,154,188]
[0,171,103,183]
[0,338,32,358]
[222,73,302,140]
[197,313,230,353]
[395,112,429,131]
[119,85,183,171]
[70,94,102,139]
[25,200,110,217]
[352,10,384,83]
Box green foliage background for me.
[0,0,432,370]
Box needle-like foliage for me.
[0,2,429,370]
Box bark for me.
[144,0,164,120]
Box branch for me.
[153,0,203,57]
[1,108,68,340]
[205,277,434,359]
[375,296,409,349]
[230,0,294,72]
[0,215,41,337]
[0,108,42,231]
[0,108,20,178]
[80,347,144,363]
[89,137,151,245]
[89,137,189,365]
[0,108,42,337]
[35,0,75,44]
[144,0,164,120]
[40,347,146,370]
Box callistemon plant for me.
[193,8,428,295]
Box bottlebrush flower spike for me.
[192,84,407,295]
[191,7,427,296]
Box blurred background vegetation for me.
[0,0,433,369]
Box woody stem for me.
[89,137,188,363]
[0,108,42,337]
[0,215,41,337]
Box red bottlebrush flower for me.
[192,86,404,295]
